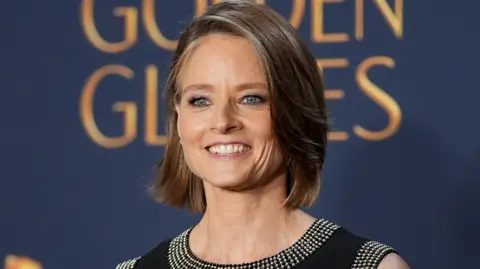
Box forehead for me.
[178,34,267,87]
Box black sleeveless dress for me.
[115,219,397,269]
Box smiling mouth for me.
[206,144,252,155]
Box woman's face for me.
[175,34,284,191]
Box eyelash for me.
[187,94,266,107]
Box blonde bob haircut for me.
[151,0,329,212]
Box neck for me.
[189,176,315,264]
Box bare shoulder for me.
[377,252,410,269]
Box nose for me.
[210,102,242,134]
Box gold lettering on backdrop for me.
[81,0,138,53]
[355,0,403,40]
[144,65,168,145]
[79,0,405,148]
[312,0,349,43]
[355,56,402,140]
[317,58,350,141]
[317,58,349,99]
[80,0,308,52]
[143,0,178,51]
[80,65,138,148]
[4,255,43,269]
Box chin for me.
[203,172,253,191]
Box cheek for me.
[248,111,274,139]
[249,113,283,159]
[177,112,206,146]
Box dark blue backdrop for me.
[1,1,479,268]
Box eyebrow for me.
[181,82,268,94]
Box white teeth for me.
[208,144,251,155]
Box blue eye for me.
[241,95,265,105]
[188,97,210,107]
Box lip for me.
[205,141,251,149]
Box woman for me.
[116,1,409,268]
